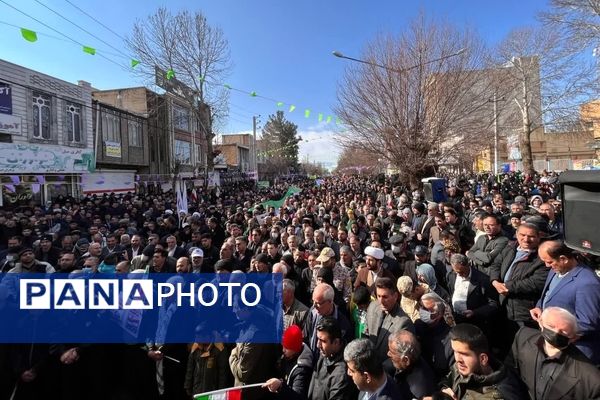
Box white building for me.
[0,59,94,206]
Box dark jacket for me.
[303,307,354,366]
[507,327,600,400]
[441,358,528,400]
[184,343,231,396]
[307,351,356,400]
[415,320,454,379]
[447,268,499,326]
[167,246,187,260]
[489,244,547,322]
[393,357,437,399]
[467,234,509,275]
[358,375,402,400]
[277,343,313,400]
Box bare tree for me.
[335,145,382,175]
[540,0,600,51]
[335,15,496,186]
[492,26,600,173]
[127,8,232,170]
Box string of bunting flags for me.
[5,16,346,127]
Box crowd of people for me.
[0,170,599,400]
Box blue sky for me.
[0,0,548,167]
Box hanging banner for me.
[0,82,12,114]
[104,141,122,158]
[207,171,221,187]
[82,172,135,195]
[0,114,22,135]
[0,144,94,173]
[507,134,521,161]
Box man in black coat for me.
[263,325,313,400]
[303,284,354,365]
[489,223,547,354]
[466,214,508,276]
[506,307,600,400]
[344,338,402,400]
[388,330,436,399]
[307,317,357,400]
[447,253,498,334]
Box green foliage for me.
[261,111,301,169]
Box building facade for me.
[0,59,94,206]
[92,87,209,190]
[84,100,150,195]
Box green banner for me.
[251,186,301,211]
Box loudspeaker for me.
[422,178,447,203]
[560,170,600,256]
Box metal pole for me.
[493,93,498,175]
[252,116,257,177]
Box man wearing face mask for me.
[531,240,600,364]
[507,307,600,400]
[415,293,454,379]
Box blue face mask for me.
[98,263,116,274]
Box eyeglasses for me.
[313,299,331,308]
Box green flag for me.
[250,186,302,211]
[166,69,175,80]
[20,28,37,42]
[83,46,96,55]
[224,84,232,89]
[250,91,257,97]
[305,109,311,118]
[318,113,323,122]
[131,59,140,68]
[289,105,296,112]
[277,102,284,107]
[326,115,332,123]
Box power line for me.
[63,0,128,43]
[0,0,127,72]
[2,0,341,127]
[228,108,253,119]
[227,116,251,125]
[32,0,131,59]
[0,76,176,137]
[0,20,130,60]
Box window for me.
[173,104,190,131]
[101,111,120,142]
[65,102,83,143]
[32,92,51,139]
[196,144,205,165]
[175,140,191,165]
[128,119,142,147]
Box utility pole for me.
[493,93,498,175]
[252,116,258,180]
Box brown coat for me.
[354,267,396,294]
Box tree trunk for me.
[519,80,535,175]
[520,126,534,174]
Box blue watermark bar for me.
[0,273,283,344]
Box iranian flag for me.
[194,382,266,399]
[195,389,241,400]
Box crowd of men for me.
[0,170,599,400]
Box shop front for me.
[0,143,94,207]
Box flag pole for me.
[193,382,267,399]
